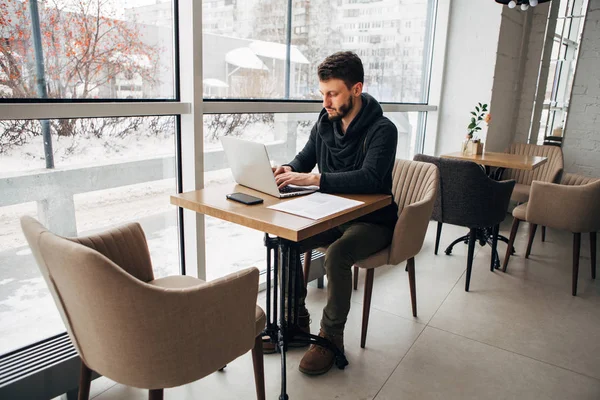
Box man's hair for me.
[317,51,364,89]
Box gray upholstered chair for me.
[413,154,515,291]
[20,217,266,400]
[502,174,600,295]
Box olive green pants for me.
[297,221,393,336]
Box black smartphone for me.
[226,192,264,205]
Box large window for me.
[0,0,181,356]
[536,0,588,142]
[201,0,436,103]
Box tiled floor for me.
[89,219,600,399]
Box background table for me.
[442,151,547,179]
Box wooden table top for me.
[441,151,547,170]
[171,184,392,242]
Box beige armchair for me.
[503,143,564,203]
[20,217,266,400]
[322,159,438,348]
[502,174,600,295]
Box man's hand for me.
[275,172,321,189]
[272,165,292,176]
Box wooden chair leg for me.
[353,265,359,290]
[148,389,163,400]
[303,251,312,289]
[78,361,92,400]
[573,233,581,296]
[465,228,477,292]
[361,268,374,348]
[435,222,443,255]
[525,224,538,258]
[541,226,546,242]
[490,224,499,272]
[591,232,597,280]
[503,218,520,272]
[407,258,417,317]
[251,335,266,400]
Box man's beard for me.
[327,96,353,121]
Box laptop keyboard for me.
[279,186,308,194]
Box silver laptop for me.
[220,136,319,198]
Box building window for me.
[535,0,588,143]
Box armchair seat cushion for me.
[511,183,531,203]
[513,203,527,220]
[149,275,206,289]
[355,246,390,270]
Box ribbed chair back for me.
[504,143,563,185]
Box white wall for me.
[487,7,529,151]
[434,0,502,155]
[512,3,551,144]
[487,3,551,151]
[563,0,600,177]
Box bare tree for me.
[0,0,165,154]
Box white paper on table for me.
[267,192,364,220]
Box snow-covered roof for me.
[109,52,152,68]
[203,78,229,88]
[249,40,309,64]
[225,47,269,70]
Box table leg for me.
[278,241,289,400]
[262,234,279,350]
[264,234,273,333]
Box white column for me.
[178,0,206,279]
[423,0,450,155]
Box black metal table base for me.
[262,234,348,400]
[445,228,515,269]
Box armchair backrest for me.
[69,223,154,282]
[527,179,600,233]
[391,159,438,214]
[504,143,563,185]
[413,155,515,228]
[20,216,259,389]
[388,159,439,264]
[560,172,599,186]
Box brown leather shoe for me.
[298,329,344,376]
[263,308,311,354]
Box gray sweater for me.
[287,93,399,229]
